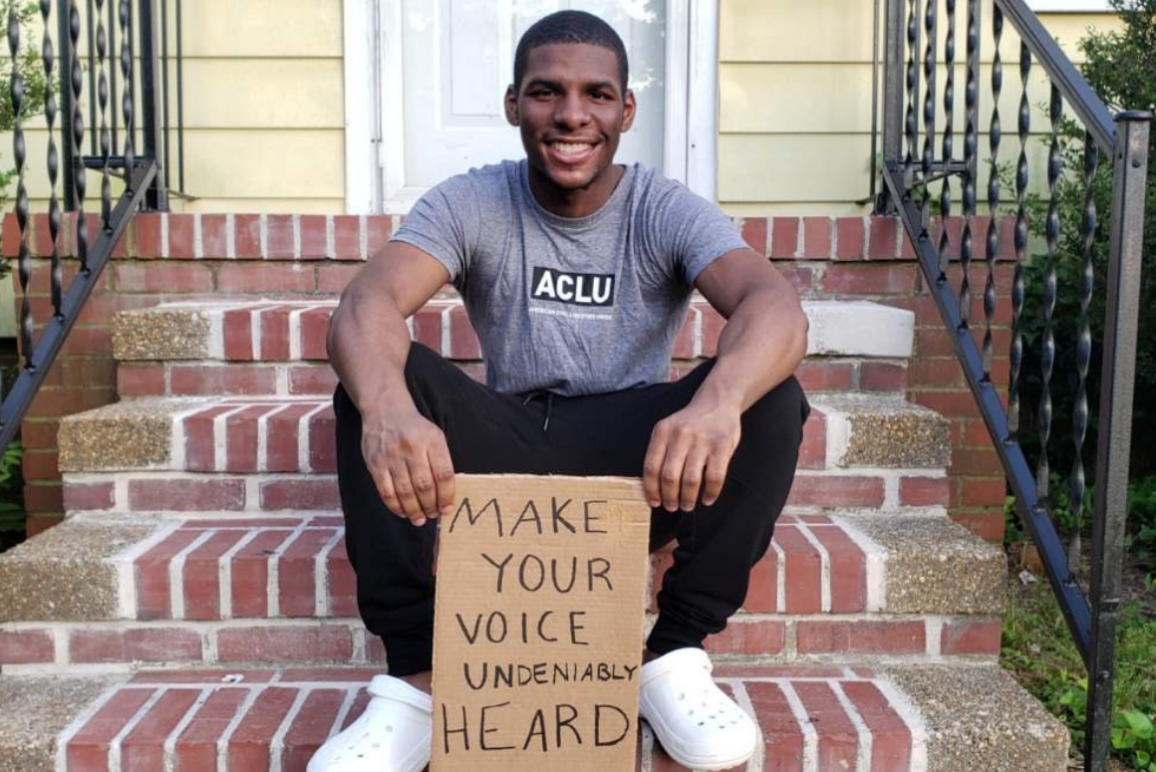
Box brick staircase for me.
[0,293,1068,770]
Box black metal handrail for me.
[0,0,179,455]
[877,1,1150,769]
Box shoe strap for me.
[368,675,433,713]
[640,647,713,686]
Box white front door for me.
[400,0,666,200]
[343,0,719,214]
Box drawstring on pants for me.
[521,391,555,432]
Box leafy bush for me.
[1126,476,1156,570]
[0,438,24,533]
[1011,0,1156,489]
[1005,475,1156,577]
[0,362,23,550]
[0,0,56,280]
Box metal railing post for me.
[877,0,907,212]
[1084,110,1151,772]
[965,0,981,187]
[56,0,75,211]
[136,0,166,210]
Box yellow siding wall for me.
[718,0,1122,216]
[0,0,1125,222]
[157,0,345,213]
[0,0,345,215]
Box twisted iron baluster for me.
[959,0,978,328]
[938,0,956,281]
[119,0,133,189]
[921,0,937,232]
[68,0,87,272]
[983,5,1003,382]
[1037,85,1063,498]
[1071,130,1097,536]
[8,8,31,365]
[40,0,62,319]
[1009,42,1031,435]
[106,0,115,151]
[95,0,111,230]
[905,0,919,169]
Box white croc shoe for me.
[307,675,432,772]
[638,648,758,771]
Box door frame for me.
[343,0,721,214]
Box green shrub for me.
[0,363,24,550]
[1004,475,1156,573]
[1126,476,1156,568]
[1011,0,1156,490]
[0,0,57,280]
[0,439,23,524]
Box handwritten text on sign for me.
[431,475,651,772]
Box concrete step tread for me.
[112,298,915,364]
[0,663,1068,772]
[57,393,949,475]
[0,512,1003,669]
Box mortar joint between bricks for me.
[193,214,204,259]
[226,213,236,259]
[359,214,368,261]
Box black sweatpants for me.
[334,343,809,676]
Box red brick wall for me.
[2,212,1012,539]
[738,214,1016,540]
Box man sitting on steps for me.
[312,10,809,772]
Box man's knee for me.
[741,376,809,451]
[402,341,451,388]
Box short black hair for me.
[512,10,629,95]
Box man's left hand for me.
[643,396,742,512]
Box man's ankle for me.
[399,670,433,695]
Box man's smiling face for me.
[505,42,636,196]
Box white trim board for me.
[1026,0,1114,10]
[342,0,721,214]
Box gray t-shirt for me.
[392,159,747,397]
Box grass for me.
[1001,575,1156,770]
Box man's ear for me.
[504,85,519,126]
[621,89,637,132]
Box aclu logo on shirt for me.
[530,266,616,307]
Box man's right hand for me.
[360,408,456,527]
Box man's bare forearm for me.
[692,286,809,414]
[327,282,418,420]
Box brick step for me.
[57,394,949,481]
[0,663,1069,772]
[0,612,1001,671]
[60,467,951,515]
[112,299,914,395]
[0,512,1003,669]
[114,298,914,365]
[117,356,912,399]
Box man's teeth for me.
[553,142,593,155]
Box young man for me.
[310,10,809,772]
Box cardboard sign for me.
[431,474,651,772]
